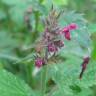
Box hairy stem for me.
[41,65,48,96]
[41,48,48,96]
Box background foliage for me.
[0,0,96,96]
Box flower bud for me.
[83,57,90,64]
[79,56,90,79]
[61,26,71,40]
[65,31,71,40]
[48,43,58,52]
[35,58,45,68]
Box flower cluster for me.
[33,10,90,78]
[35,23,77,68]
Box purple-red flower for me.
[64,31,71,40]
[62,26,70,40]
[79,56,90,79]
[48,43,58,52]
[63,26,69,33]
[83,57,90,64]
[35,57,45,68]
[68,23,77,30]
[61,23,77,40]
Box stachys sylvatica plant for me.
[32,8,92,79]
[0,5,94,96]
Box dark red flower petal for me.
[83,57,90,64]
[65,31,71,40]
[48,43,58,52]
[35,58,45,68]
[69,23,77,30]
[79,56,90,79]
[63,26,69,33]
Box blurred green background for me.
[0,0,96,96]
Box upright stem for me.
[41,65,47,96]
[41,48,48,96]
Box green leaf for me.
[92,47,96,60]
[88,24,96,34]
[0,53,20,61]
[2,0,23,5]
[0,31,18,48]
[2,0,35,6]
[0,70,36,96]
[50,86,92,96]
[0,10,6,20]
[76,27,91,49]
[91,33,96,60]
[60,40,87,57]
[46,55,96,95]
[53,0,68,5]
[59,11,92,54]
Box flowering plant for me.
[33,9,91,80]
[0,1,95,95]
